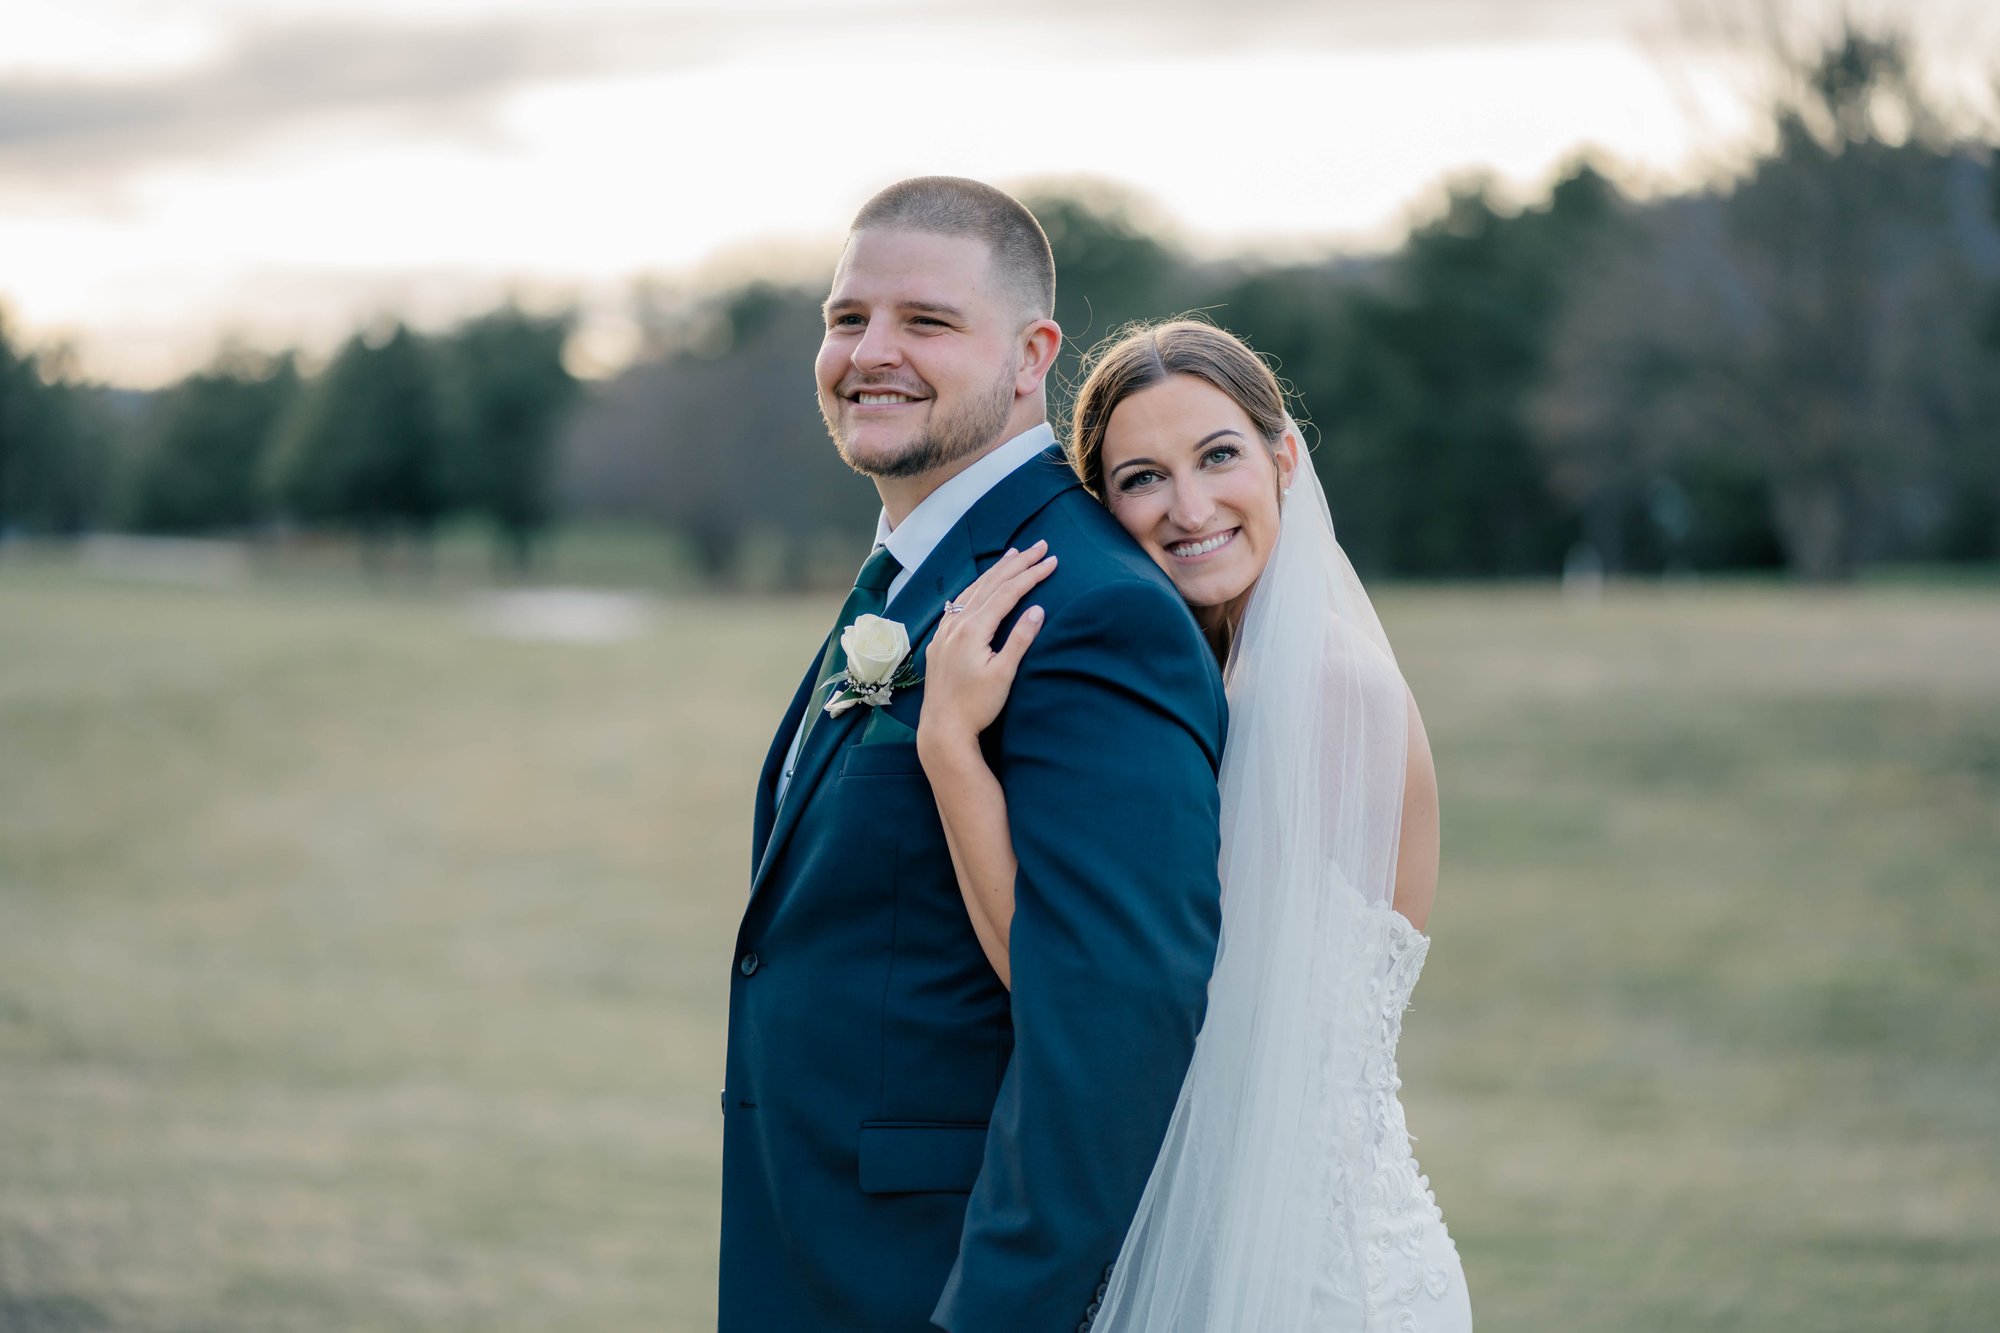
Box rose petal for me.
[843,615,912,686]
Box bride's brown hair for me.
[1065,318,1292,500]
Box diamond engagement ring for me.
[943,600,968,615]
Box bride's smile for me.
[1165,527,1239,560]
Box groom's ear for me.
[1013,318,1062,397]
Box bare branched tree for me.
[1543,1,2000,579]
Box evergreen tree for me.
[0,310,24,538]
[437,307,579,572]
[1308,168,1617,576]
[132,351,299,533]
[0,315,115,539]
[269,324,449,560]
[1025,187,1183,402]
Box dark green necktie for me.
[794,544,902,760]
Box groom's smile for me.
[843,382,930,410]
[832,376,937,444]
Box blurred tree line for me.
[3,15,1995,585]
[0,307,577,571]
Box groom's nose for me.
[850,318,903,369]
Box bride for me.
[917,319,1472,1330]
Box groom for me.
[720,177,1225,1332]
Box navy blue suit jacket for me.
[720,444,1226,1332]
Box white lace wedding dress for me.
[1305,880,1468,1331]
[1090,439,1471,1331]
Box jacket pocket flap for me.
[857,1120,988,1194]
[840,741,925,778]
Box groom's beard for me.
[826,365,1016,481]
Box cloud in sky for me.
[0,10,737,191]
[1,0,1990,384]
[0,0,1690,192]
[6,0,1989,197]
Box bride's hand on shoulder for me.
[917,541,1056,762]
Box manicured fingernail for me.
[1004,548,1017,557]
[1027,606,1044,622]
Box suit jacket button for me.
[1085,1301,1101,1318]
[1095,1282,1108,1300]
[738,951,761,976]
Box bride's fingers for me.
[992,603,1046,677]
[965,555,1055,642]
[936,552,1029,652]
[953,541,1048,614]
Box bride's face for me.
[1100,374,1298,621]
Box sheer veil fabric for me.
[1092,426,1464,1330]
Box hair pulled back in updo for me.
[1066,317,1292,500]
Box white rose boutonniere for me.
[823,613,921,716]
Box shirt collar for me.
[872,422,1057,574]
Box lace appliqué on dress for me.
[1308,887,1461,1331]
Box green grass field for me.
[2,560,1996,1332]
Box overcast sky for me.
[2,0,1991,385]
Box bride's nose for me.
[1167,481,1215,534]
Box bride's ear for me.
[1274,428,1301,495]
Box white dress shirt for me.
[776,422,1057,805]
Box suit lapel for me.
[749,668,873,898]
[961,444,1084,560]
[751,646,823,870]
[885,524,974,682]
[747,445,1084,904]
[892,445,1084,646]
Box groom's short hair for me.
[851,177,1056,323]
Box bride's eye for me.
[1202,445,1240,466]
[1117,469,1162,492]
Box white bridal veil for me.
[1093,425,1418,1330]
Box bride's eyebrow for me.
[1112,429,1245,479]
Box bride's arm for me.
[1392,689,1441,931]
[1320,614,1441,932]
[919,730,1020,988]
[917,543,1058,991]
